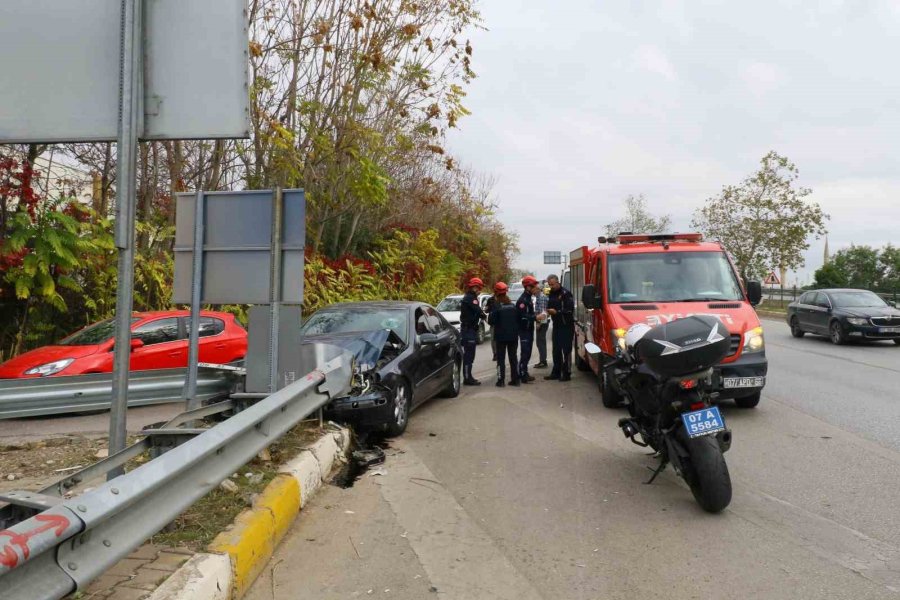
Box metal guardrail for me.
[0,366,239,420]
[762,287,899,309]
[0,344,353,600]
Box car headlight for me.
[24,358,75,376]
[743,327,765,354]
[611,328,627,354]
[846,317,869,326]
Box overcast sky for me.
[448,0,900,286]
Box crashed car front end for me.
[303,329,403,429]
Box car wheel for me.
[789,316,805,338]
[385,381,411,437]
[476,324,485,345]
[441,360,462,398]
[734,391,761,409]
[600,367,624,408]
[830,321,846,345]
[894,339,900,346]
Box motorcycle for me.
[585,315,733,513]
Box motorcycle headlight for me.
[743,327,765,354]
[24,358,75,376]
[846,317,869,326]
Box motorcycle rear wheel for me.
[680,431,732,513]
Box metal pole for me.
[108,0,143,480]
[269,188,284,393]
[184,151,206,410]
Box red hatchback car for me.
[0,311,247,379]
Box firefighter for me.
[516,275,539,383]
[544,274,575,382]
[460,277,486,385]
[487,282,520,387]
[533,283,549,368]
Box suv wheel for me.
[734,391,761,409]
[600,368,624,408]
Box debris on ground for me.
[219,479,240,493]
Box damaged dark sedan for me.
[300,301,462,436]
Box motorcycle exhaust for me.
[716,429,732,453]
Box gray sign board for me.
[544,251,562,265]
[173,190,306,305]
[0,0,250,143]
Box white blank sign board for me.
[0,0,250,143]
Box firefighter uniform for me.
[547,286,575,381]
[460,289,485,384]
[515,289,536,383]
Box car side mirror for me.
[581,284,600,309]
[746,281,763,307]
[419,333,439,345]
[129,338,145,352]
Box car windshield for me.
[436,297,463,312]
[59,318,141,346]
[608,251,744,303]
[830,291,888,308]
[301,308,409,344]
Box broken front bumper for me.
[325,389,393,428]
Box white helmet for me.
[625,323,652,349]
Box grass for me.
[149,422,323,551]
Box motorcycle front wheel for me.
[679,431,732,513]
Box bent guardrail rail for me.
[0,344,353,600]
[0,366,239,420]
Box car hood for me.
[301,329,401,370]
[838,307,900,319]
[0,345,101,377]
[440,311,461,324]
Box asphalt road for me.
[0,404,183,445]
[247,318,900,599]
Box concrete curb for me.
[148,425,352,600]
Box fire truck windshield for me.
[607,251,744,303]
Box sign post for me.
[108,0,143,477]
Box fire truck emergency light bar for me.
[598,233,704,244]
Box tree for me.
[831,245,882,289]
[605,194,672,237]
[691,151,829,280]
[878,244,900,291]
[813,262,848,289]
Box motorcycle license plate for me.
[681,406,726,439]
[723,376,765,389]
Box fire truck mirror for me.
[582,284,599,309]
[746,280,763,306]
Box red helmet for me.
[467,277,484,288]
[493,282,508,294]
[522,275,538,287]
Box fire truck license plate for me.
[682,407,726,439]
[723,376,765,389]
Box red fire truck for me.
[570,233,767,408]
